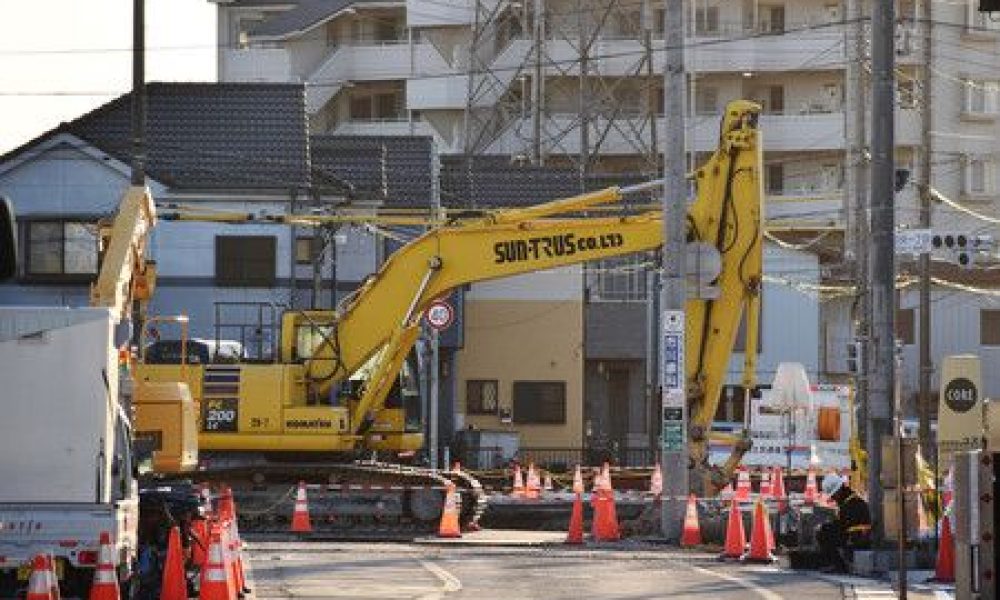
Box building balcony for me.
[220,48,295,83]
[765,191,844,229]
[330,118,438,138]
[485,110,847,155]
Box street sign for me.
[895,228,933,255]
[661,310,685,398]
[425,300,454,331]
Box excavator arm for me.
[90,185,158,324]
[285,100,763,489]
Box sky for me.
[0,0,217,154]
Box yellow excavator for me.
[135,99,764,531]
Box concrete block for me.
[851,549,918,576]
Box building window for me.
[513,381,566,424]
[215,236,276,287]
[896,308,915,345]
[350,87,405,121]
[963,79,1000,115]
[968,0,1000,33]
[759,5,786,34]
[295,236,319,265]
[466,380,499,415]
[233,15,265,49]
[766,163,784,194]
[963,156,995,196]
[695,86,719,115]
[982,310,1000,345]
[588,255,649,302]
[22,220,98,280]
[694,5,720,35]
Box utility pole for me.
[578,0,589,190]
[869,0,897,544]
[918,0,934,455]
[845,0,869,448]
[131,0,145,186]
[661,0,688,542]
[532,0,544,166]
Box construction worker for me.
[815,473,872,573]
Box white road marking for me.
[417,559,462,600]
[678,562,784,600]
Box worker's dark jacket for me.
[832,486,872,547]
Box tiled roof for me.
[249,0,386,39]
[24,83,311,191]
[439,155,649,207]
[310,135,433,206]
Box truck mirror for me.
[0,197,15,281]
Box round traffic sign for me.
[426,300,454,331]
[944,377,978,413]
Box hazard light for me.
[58,540,78,548]
[77,550,98,565]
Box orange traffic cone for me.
[291,481,312,533]
[219,486,235,524]
[43,554,60,600]
[572,465,584,494]
[160,527,187,600]
[759,470,771,499]
[192,518,209,567]
[438,482,462,538]
[89,531,120,600]
[601,463,612,491]
[741,500,776,563]
[593,489,621,542]
[719,498,747,560]
[772,467,786,511]
[25,555,53,600]
[680,494,702,547]
[931,514,955,583]
[200,531,235,600]
[735,467,751,502]
[526,464,541,500]
[512,465,525,498]
[650,464,663,497]
[566,492,584,545]
[804,468,818,505]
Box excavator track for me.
[191,458,486,538]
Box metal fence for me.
[455,446,657,471]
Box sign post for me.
[660,309,687,540]
[425,299,453,470]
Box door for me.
[608,367,630,457]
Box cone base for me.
[740,554,776,564]
[437,531,461,539]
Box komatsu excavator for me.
[135,99,764,533]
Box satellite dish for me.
[0,197,15,282]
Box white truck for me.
[0,307,138,597]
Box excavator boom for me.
[283,100,763,489]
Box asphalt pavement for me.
[243,539,914,600]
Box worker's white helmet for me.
[821,473,844,496]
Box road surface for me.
[246,541,869,599]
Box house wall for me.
[454,267,585,447]
[0,139,373,343]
